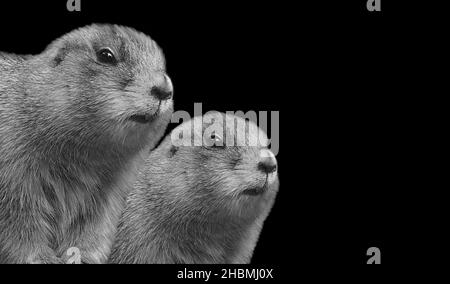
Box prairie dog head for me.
[151,112,279,222]
[31,24,173,150]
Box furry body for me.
[0,24,173,263]
[109,112,279,264]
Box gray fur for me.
[0,24,173,263]
[109,113,279,264]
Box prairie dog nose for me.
[258,149,277,174]
[150,73,173,100]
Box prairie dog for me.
[109,112,279,263]
[0,24,173,263]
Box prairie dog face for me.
[159,112,279,220]
[38,24,173,146]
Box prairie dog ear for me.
[43,38,72,68]
[50,44,69,67]
[168,145,179,158]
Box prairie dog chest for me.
[49,158,142,256]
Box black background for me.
[0,0,424,271]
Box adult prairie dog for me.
[0,24,173,263]
[109,112,279,264]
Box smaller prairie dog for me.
[109,112,279,264]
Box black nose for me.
[151,86,173,101]
[258,156,277,174]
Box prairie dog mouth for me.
[242,186,267,196]
[128,102,162,124]
[129,113,158,124]
[242,176,270,196]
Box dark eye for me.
[96,48,117,65]
[209,132,225,148]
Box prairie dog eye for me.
[207,132,225,148]
[96,48,117,65]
